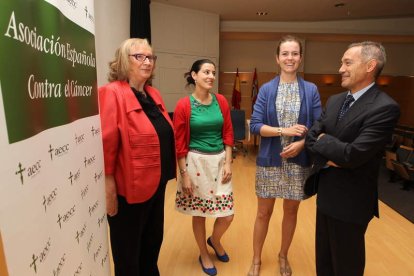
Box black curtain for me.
[130,0,151,42]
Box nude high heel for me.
[278,254,292,276]
[247,261,261,276]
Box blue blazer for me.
[250,75,322,167]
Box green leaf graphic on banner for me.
[0,0,98,143]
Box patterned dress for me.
[256,81,311,200]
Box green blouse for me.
[189,94,224,152]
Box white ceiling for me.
[152,0,414,22]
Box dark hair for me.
[276,35,303,56]
[184,59,216,87]
[348,41,386,78]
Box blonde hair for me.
[107,38,154,82]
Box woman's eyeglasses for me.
[129,53,157,63]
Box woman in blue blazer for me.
[248,35,321,276]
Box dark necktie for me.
[337,94,355,122]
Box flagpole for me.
[231,68,241,110]
[251,68,259,113]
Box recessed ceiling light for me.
[256,12,268,16]
[334,3,346,8]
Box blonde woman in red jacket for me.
[99,38,176,276]
[173,59,234,276]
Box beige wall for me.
[306,41,414,75]
[150,2,220,111]
[221,18,414,35]
[304,41,348,74]
[220,40,277,73]
[94,0,130,87]
[382,43,414,76]
[220,39,414,76]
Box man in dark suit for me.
[305,41,400,276]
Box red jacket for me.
[173,93,234,158]
[99,81,175,203]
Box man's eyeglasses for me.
[129,53,157,63]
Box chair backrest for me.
[385,151,397,170]
[230,109,246,141]
[388,133,402,152]
[405,152,414,166]
[402,131,414,147]
[396,145,413,162]
[393,162,410,180]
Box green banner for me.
[0,0,98,143]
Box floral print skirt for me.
[175,150,234,217]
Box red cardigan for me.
[173,93,234,158]
[99,81,175,203]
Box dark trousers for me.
[108,182,167,276]
[316,209,369,276]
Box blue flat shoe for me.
[207,236,230,262]
[199,256,217,276]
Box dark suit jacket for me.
[305,85,400,225]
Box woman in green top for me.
[173,59,234,276]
